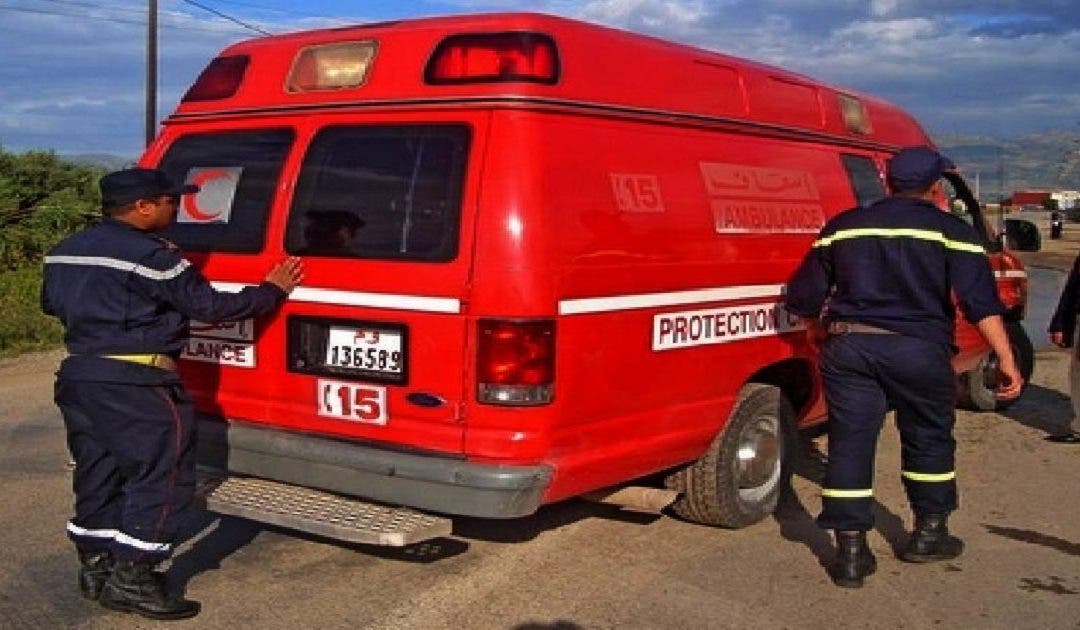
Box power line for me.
[0,3,251,35]
[201,0,305,15]
[179,0,272,35]
[41,0,143,14]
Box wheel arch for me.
[746,357,817,416]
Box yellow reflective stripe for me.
[812,228,985,254]
[902,470,956,482]
[821,488,874,499]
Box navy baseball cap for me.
[886,147,955,192]
[100,168,199,208]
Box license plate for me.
[324,325,403,375]
[318,379,387,424]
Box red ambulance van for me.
[145,12,1034,540]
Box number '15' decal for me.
[317,379,387,425]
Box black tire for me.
[666,383,796,528]
[960,321,1034,411]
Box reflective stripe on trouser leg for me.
[816,335,889,532]
[883,337,958,517]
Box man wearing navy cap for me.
[785,147,1023,588]
[42,168,304,619]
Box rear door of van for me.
[155,112,485,455]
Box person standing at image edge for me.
[42,168,304,620]
[784,146,1023,588]
[1047,250,1080,443]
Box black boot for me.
[99,560,200,620]
[76,548,112,600]
[901,513,964,563]
[827,530,877,588]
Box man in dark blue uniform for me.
[42,168,303,619]
[785,147,1023,588]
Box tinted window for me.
[841,154,886,208]
[158,129,293,252]
[285,125,469,261]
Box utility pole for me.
[145,0,158,147]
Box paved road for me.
[3,326,1079,626]
[1023,266,1064,350]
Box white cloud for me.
[1,0,1078,153]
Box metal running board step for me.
[198,475,453,546]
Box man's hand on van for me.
[265,257,304,294]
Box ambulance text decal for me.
[182,318,255,367]
[699,162,825,234]
[652,302,803,351]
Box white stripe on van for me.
[993,270,1027,279]
[559,284,787,315]
[210,282,461,314]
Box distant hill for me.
[61,153,134,171]
[934,130,1080,202]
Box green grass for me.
[0,266,63,357]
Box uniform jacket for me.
[42,218,285,384]
[1048,251,1080,346]
[785,196,1004,348]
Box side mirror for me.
[1003,218,1041,252]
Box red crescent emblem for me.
[182,169,231,221]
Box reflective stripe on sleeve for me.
[901,470,957,482]
[821,488,874,499]
[812,228,985,254]
[44,255,190,281]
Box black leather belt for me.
[827,321,897,335]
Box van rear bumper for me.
[196,415,552,519]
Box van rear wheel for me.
[666,383,795,528]
[960,321,1034,411]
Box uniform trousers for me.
[817,332,958,532]
[55,380,196,563]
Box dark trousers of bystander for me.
[55,380,196,564]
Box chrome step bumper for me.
[198,475,453,546]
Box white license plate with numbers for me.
[324,325,403,375]
[317,379,387,424]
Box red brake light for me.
[182,55,249,102]
[477,319,555,405]
[994,252,1028,314]
[426,33,559,85]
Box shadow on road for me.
[453,499,659,544]
[165,496,662,591]
[773,429,910,567]
[997,383,1074,436]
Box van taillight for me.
[995,254,1028,315]
[426,33,559,85]
[182,55,249,102]
[477,319,554,406]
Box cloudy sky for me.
[1,0,1077,157]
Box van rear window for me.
[841,154,886,208]
[285,125,469,261]
[158,129,294,252]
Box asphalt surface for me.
[2,242,1080,628]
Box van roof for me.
[168,12,930,150]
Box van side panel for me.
[466,109,865,501]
